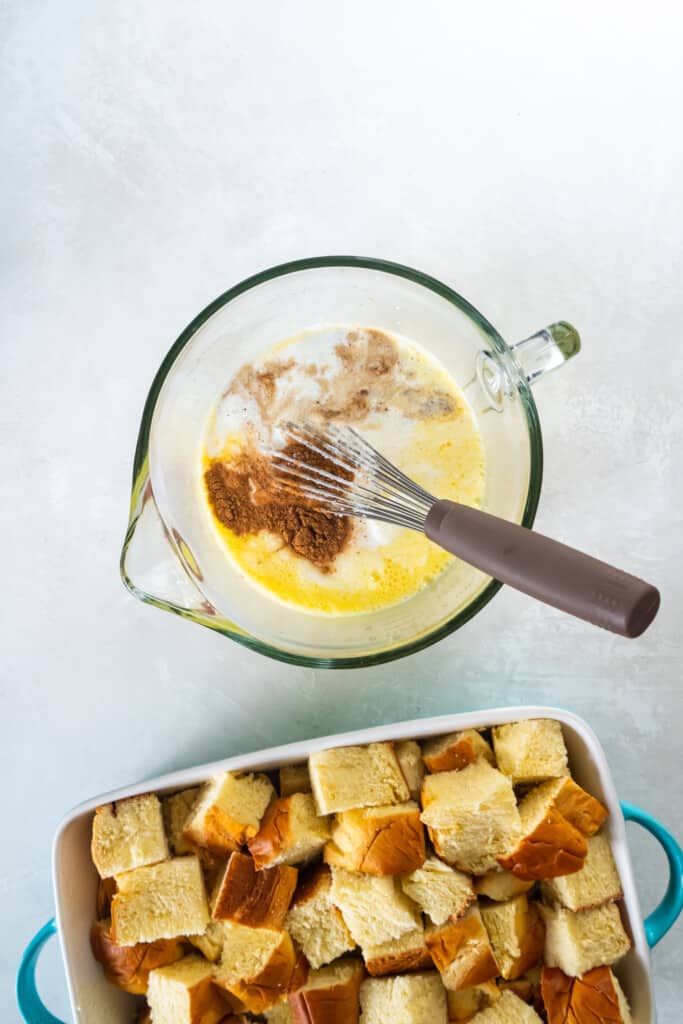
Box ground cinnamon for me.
[204,441,352,571]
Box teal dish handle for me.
[16,918,65,1024]
[16,805,683,1021]
[621,800,683,947]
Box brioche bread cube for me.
[421,762,521,875]
[498,964,542,1005]
[146,955,229,1024]
[111,856,209,945]
[285,865,355,969]
[395,741,426,800]
[468,988,543,1022]
[363,926,432,976]
[249,793,330,869]
[91,794,169,879]
[492,721,569,786]
[187,920,227,963]
[473,870,533,902]
[211,851,297,928]
[96,877,118,919]
[359,972,448,1024]
[214,922,302,1013]
[498,783,587,881]
[265,1003,295,1023]
[425,905,499,992]
[324,802,426,875]
[330,866,421,948]
[541,832,622,912]
[400,857,475,926]
[163,788,200,856]
[526,776,608,837]
[183,772,275,855]
[541,965,632,1024]
[541,902,631,977]
[422,730,495,774]
[479,895,544,980]
[90,921,184,994]
[446,982,500,1021]
[288,959,364,1023]
[309,743,409,815]
[280,764,311,797]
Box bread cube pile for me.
[89,720,633,1024]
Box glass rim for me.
[124,255,543,668]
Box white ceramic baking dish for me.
[17,706,683,1024]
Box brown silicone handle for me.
[425,499,660,637]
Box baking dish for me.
[17,706,683,1023]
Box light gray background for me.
[2,1,682,1019]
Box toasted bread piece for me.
[289,959,364,1023]
[163,788,200,856]
[541,833,622,912]
[183,772,275,856]
[363,926,432,976]
[111,856,209,946]
[498,784,587,881]
[421,762,521,875]
[541,965,633,1023]
[285,865,356,969]
[359,972,448,1023]
[395,741,426,801]
[280,764,312,797]
[473,870,533,902]
[446,982,500,1021]
[91,794,169,879]
[401,857,475,926]
[425,905,499,992]
[324,801,425,875]
[310,743,409,815]
[422,730,495,774]
[96,877,118,919]
[480,895,544,980]
[499,964,542,1009]
[249,793,330,869]
[211,851,297,928]
[187,920,227,963]
[492,721,569,786]
[214,922,302,1013]
[468,988,542,1022]
[147,955,229,1024]
[90,920,184,994]
[526,777,608,837]
[330,866,421,948]
[541,902,631,977]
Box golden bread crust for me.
[212,851,297,928]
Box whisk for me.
[270,422,660,638]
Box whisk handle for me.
[425,500,660,638]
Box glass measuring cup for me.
[120,256,580,667]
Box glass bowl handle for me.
[510,320,581,384]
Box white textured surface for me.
[1,1,682,1020]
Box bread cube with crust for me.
[359,972,448,1024]
[541,965,632,1024]
[425,906,499,992]
[249,793,330,869]
[446,982,500,1021]
[541,902,631,977]
[395,741,425,801]
[480,895,544,980]
[468,988,543,1022]
[211,850,297,928]
[309,743,409,815]
[525,777,608,837]
[324,802,425,875]
[498,784,587,881]
[213,922,302,1013]
[363,926,432,976]
[285,865,355,969]
[289,959,364,1023]
[422,730,495,774]
[183,772,275,856]
[163,788,200,857]
[280,764,311,797]
[421,762,521,875]
[111,856,209,945]
[90,921,184,994]
[541,832,622,912]
[146,955,229,1024]
[91,794,169,879]
[492,721,569,786]
[330,866,421,948]
[473,870,533,902]
[187,920,227,963]
[400,857,475,926]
